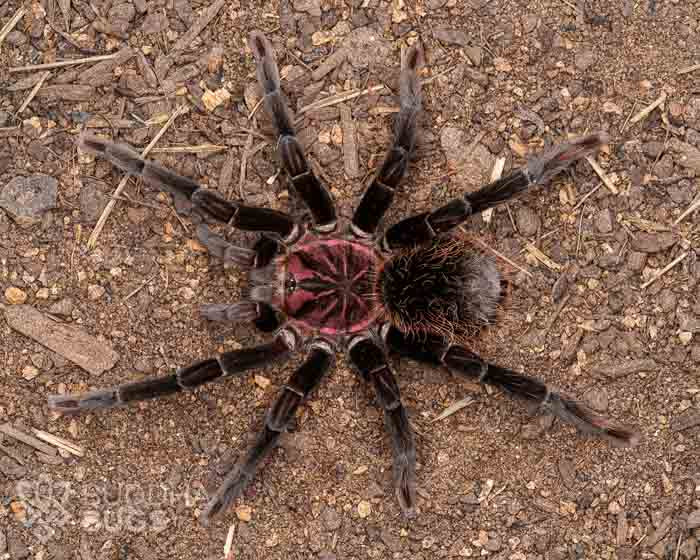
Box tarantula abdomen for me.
[378,236,504,342]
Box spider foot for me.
[196,224,256,266]
[200,344,333,525]
[48,388,120,413]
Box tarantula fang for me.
[48,31,639,525]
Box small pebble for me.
[357,500,371,518]
[5,287,27,304]
[22,365,40,380]
[87,284,105,300]
[236,505,252,522]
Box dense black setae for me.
[48,30,639,527]
[379,237,503,342]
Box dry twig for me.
[10,53,119,73]
[525,243,562,271]
[468,233,533,278]
[640,251,688,289]
[0,7,25,48]
[482,157,506,224]
[16,71,51,115]
[86,105,188,249]
[299,84,387,115]
[31,428,84,457]
[0,423,57,456]
[629,91,667,124]
[677,63,700,75]
[673,193,700,225]
[586,156,618,194]
[149,144,226,154]
[431,397,475,423]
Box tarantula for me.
[49,31,639,525]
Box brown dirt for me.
[1,1,700,559]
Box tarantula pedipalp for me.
[49,31,640,525]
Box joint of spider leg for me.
[312,220,337,235]
[307,337,335,356]
[282,222,305,245]
[277,325,301,352]
[347,332,373,353]
[539,387,552,410]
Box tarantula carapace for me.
[49,31,639,524]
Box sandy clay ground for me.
[1,0,700,559]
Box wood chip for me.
[647,515,671,547]
[617,511,629,545]
[172,0,226,52]
[524,243,562,271]
[202,87,231,111]
[671,410,700,433]
[6,73,47,92]
[0,423,57,456]
[36,84,95,101]
[219,148,237,195]
[78,47,135,87]
[589,358,657,379]
[312,47,348,81]
[31,428,85,457]
[340,104,360,178]
[629,91,667,124]
[0,442,26,465]
[3,305,119,375]
[557,458,576,489]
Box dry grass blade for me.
[482,157,506,224]
[673,193,700,225]
[87,105,188,249]
[676,63,700,75]
[640,251,688,289]
[10,53,119,73]
[149,144,226,154]
[525,243,562,271]
[0,7,25,48]
[16,71,51,115]
[586,156,618,194]
[431,397,475,423]
[298,84,387,115]
[469,234,533,278]
[223,523,236,559]
[31,428,85,457]
[0,423,57,456]
[630,91,667,124]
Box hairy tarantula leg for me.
[348,335,417,517]
[382,132,609,249]
[200,340,334,525]
[78,133,301,243]
[47,329,298,413]
[196,224,257,267]
[201,301,285,333]
[351,41,425,238]
[382,325,640,447]
[248,32,337,231]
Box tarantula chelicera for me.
[49,31,639,524]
